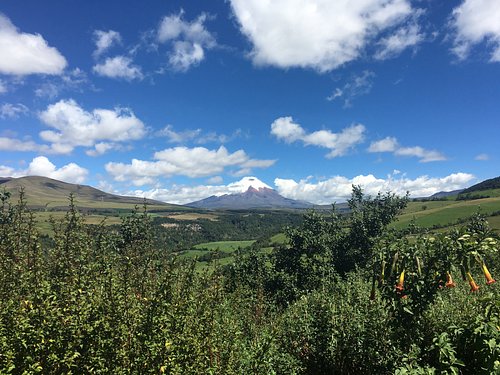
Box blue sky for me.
[0,0,498,204]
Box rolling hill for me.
[0,176,185,211]
[392,175,500,231]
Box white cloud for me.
[0,80,6,94]
[105,146,276,186]
[169,41,204,71]
[0,13,67,75]
[450,0,500,62]
[474,153,489,161]
[26,156,88,183]
[271,116,365,158]
[85,142,121,157]
[0,156,88,184]
[274,172,475,204]
[157,12,216,71]
[368,136,446,162]
[158,124,202,143]
[38,99,146,154]
[368,137,398,152]
[0,137,48,152]
[327,71,375,107]
[0,165,15,176]
[375,22,424,60]
[395,146,446,163]
[0,103,29,119]
[93,30,122,57]
[93,56,143,80]
[229,0,417,72]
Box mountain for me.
[428,189,464,199]
[187,185,314,210]
[0,176,182,210]
[460,176,500,194]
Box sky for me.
[0,0,499,205]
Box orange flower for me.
[445,272,456,288]
[395,270,405,293]
[482,263,496,285]
[466,272,480,292]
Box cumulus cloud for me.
[157,11,216,71]
[271,116,365,158]
[327,71,375,107]
[274,172,475,204]
[368,136,446,162]
[105,146,276,186]
[38,99,146,154]
[0,103,29,119]
[93,56,143,80]
[450,0,500,62]
[93,30,122,57]
[0,13,67,75]
[0,156,88,184]
[229,0,419,72]
[85,142,122,157]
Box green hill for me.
[0,175,186,211]
[392,196,500,231]
[460,176,500,194]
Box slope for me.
[0,176,185,211]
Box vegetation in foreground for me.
[0,188,499,374]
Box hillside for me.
[0,176,185,211]
[392,196,500,231]
[460,176,500,194]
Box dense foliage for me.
[150,211,304,252]
[0,188,498,374]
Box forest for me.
[0,188,498,374]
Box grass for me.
[270,233,287,244]
[392,196,500,230]
[193,240,256,252]
[34,211,123,235]
[458,188,500,198]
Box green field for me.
[193,240,256,251]
[270,232,287,244]
[458,188,500,198]
[392,196,500,230]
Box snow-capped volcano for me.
[187,176,313,210]
[224,176,272,194]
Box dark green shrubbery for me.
[0,188,498,374]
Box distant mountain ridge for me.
[429,189,465,199]
[187,186,314,210]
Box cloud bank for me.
[105,146,276,186]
